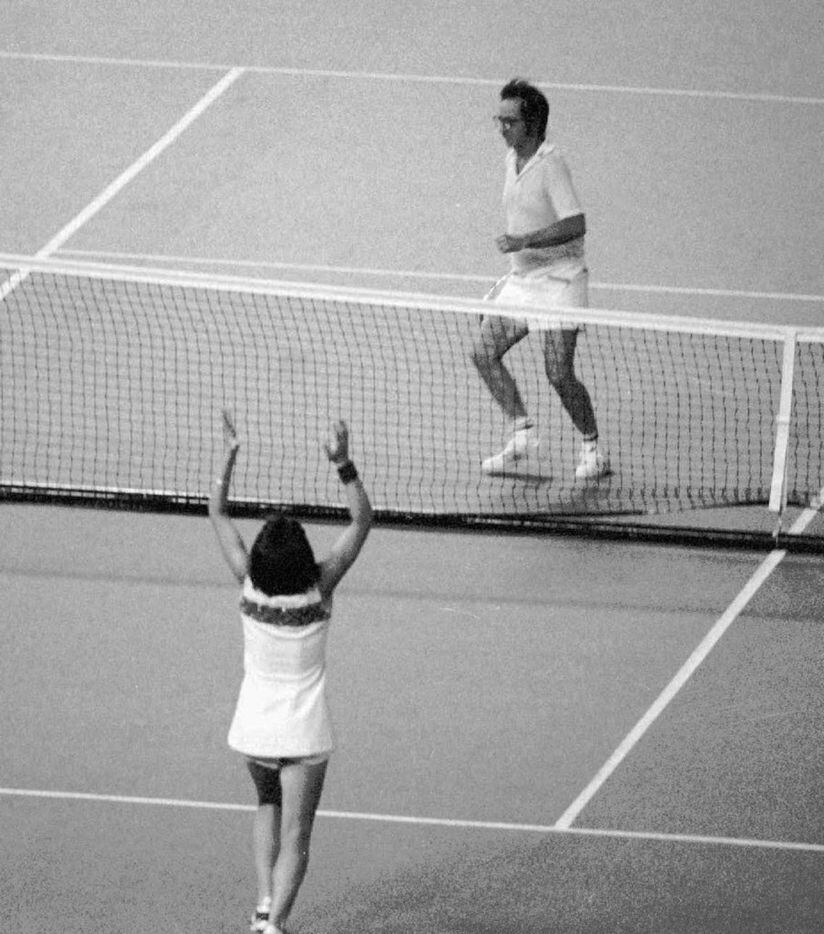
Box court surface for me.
[2,4,823,932]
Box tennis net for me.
[1,253,822,550]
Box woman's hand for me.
[222,408,239,454]
[323,420,349,465]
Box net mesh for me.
[1,256,822,547]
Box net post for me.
[769,330,798,532]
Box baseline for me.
[1,50,822,105]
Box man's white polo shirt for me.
[503,140,586,278]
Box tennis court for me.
[2,3,823,932]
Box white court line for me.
[593,281,824,305]
[1,787,822,854]
[554,495,824,831]
[34,68,245,257]
[0,67,244,302]
[1,50,822,106]
[54,249,824,305]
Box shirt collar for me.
[507,139,555,175]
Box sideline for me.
[554,497,824,829]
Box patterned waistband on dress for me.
[240,596,331,627]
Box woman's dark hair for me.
[248,513,320,595]
[500,78,549,139]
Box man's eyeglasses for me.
[492,116,523,129]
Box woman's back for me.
[239,579,332,682]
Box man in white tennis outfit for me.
[471,78,609,480]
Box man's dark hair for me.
[500,78,549,138]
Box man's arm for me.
[498,147,585,253]
[497,212,585,252]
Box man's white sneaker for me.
[575,445,610,480]
[481,429,539,474]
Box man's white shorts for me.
[493,266,589,331]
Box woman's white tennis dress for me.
[227,578,334,759]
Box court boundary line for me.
[1,50,822,106]
[33,68,245,259]
[1,787,822,854]
[554,495,824,830]
[0,67,244,305]
[53,248,824,305]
